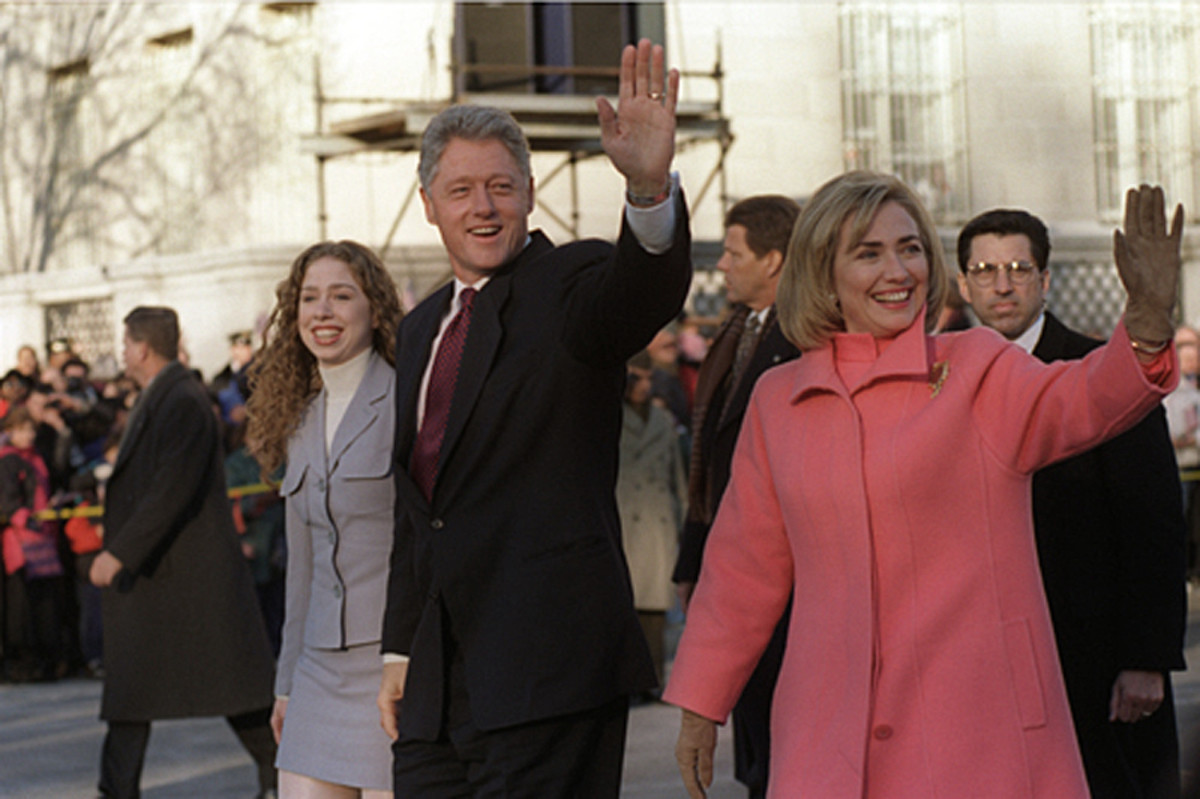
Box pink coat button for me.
[873,724,893,740]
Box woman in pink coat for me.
[666,173,1185,798]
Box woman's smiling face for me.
[833,201,929,339]
[297,256,374,367]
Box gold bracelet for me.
[1130,338,1169,355]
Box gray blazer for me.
[276,351,396,696]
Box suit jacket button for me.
[316,478,326,492]
[332,584,343,599]
[327,531,336,545]
[430,518,445,530]
[873,724,893,740]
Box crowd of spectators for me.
[0,333,284,684]
[0,312,709,690]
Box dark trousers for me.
[636,609,666,690]
[99,707,277,799]
[4,569,62,680]
[393,632,629,798]
[1186,479,1200,579]
[255,574,286,658]
[733,599,790,799]
[75,554,103,666]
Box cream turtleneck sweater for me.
[317,347,372,456]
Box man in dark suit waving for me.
[957,209,1187,799]
[377,39,692,796]
[672,194,800,798]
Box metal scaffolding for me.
[301,54,733,260]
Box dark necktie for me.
[729,313,761,394]
[411,288,476,501]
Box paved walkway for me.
[6,593,1200,797]
[0,678,741,798]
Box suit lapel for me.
[435,268,510,484]
[288,390,325,477]
[1031,312,1066,364]
[396,234,551,506]
[716,310,786,434]
[329,353,389,469]
[693,306,745,422]
[435,234,552,499]
[395,285,453,466]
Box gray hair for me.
[418,105,532,190]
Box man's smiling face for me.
[420,137,535,284]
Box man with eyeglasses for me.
[956,208,1186,799]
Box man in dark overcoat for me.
[957,209,1186,799]
[90,306,276,799]
[377,40,691,796]
[672,194,800,799]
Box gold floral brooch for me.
[929,360,950,398]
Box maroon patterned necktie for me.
[411,288,476,501]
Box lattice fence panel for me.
[1044,259,1126,340]
[44,298,116,377]
[689,267,728,319]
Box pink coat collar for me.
[790,309,936,402]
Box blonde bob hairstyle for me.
[777,171,949,351]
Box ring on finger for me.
[648,90,664,101]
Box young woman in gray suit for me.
[248,240,402,797]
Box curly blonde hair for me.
[246,240,402,477]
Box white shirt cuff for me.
[625,172,680,255]
[383,653,410,665]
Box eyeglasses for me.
[964,260,1040,286]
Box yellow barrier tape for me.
[228,482,278,500]
[9,471,1200,523]
[11,472,1200,522]
[8,482,280,524]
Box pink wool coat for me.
[663,316,1175,798]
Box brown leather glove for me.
[675,707,718,799]
[1115,184,1185,347]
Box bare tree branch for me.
[0,2,311,273]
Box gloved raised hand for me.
[1115,184,1185,348]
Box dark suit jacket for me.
[1032,312,1186,799]
[673,311,799,584]
[383,204,692,739]
[100,361,274,721]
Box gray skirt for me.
[276,641,393,790]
